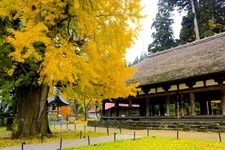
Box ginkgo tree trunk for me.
[0,0,141,138]
[15,85,51,138]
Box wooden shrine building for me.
[89,33,225,131]
[48,93,69,121]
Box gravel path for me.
[1,124,224,150]
[69,124,224,141]
[0,134,137,150]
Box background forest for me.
[131,0,225,65]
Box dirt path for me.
[0,124,224,150]
[64,124,224,141]
[0,134,136,150]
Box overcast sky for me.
[126,0,184,63]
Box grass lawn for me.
[0,129,107,148]
[0,127,6,132]
[65,136,225,150]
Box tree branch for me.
[18,63,28,75]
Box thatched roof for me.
[132,32,225,86]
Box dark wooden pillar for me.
[190,93,196,116]
[206,101,209,115]
[139,101,146,116]
[200,100,207,115]
[152,102,156,116]
[175,98,178,116]
[150,104,153,116]
[208,100,212,115]
[159,103,165,116]
[221,90,225,115]
[102,101,105,116]
[146,97,150,117]
[57,107,60,117]
[128,99,132,116]
[165,96,170,116]
[115,101,119,117]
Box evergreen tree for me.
[179,11,195,44]
[166,0,225,43]
[164,0,200,41]
[139,52,148,62]
[198,0,225,37]
[148,0,177,54]
[130,52,148,66]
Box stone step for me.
[88,119,225,132]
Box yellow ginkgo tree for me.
[0,0,141,138]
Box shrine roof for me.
[48,94,69,107]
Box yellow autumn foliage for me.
[0,0,142,104]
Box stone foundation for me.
[88,116,225,132]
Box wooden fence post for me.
[59,138,62,150]
[218,131,222,142]
[80,131,82,139]
[114,133,117,141]
[88,136,90,145]
[119,125,122,134]
[107,125,109,135]
[21,142,25,150]
[147,129,149,136]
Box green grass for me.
[65,136,225,150]
[0,129,107,148]
[0,127,6,132]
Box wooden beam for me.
[128,85,225,100]
[177,84,180,91]
[138,71,225,89]
[141,86,150,94]
[162,84,171,91]
[185,80,196,88]
[215,77,225,85]
[203,80,206,87]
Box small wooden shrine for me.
[48,93,69,120]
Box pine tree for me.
[130,52,148,66]
[179,11,196,43]
[198,0,225,37]
[148,0,177,54]
[166,0,225,43]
